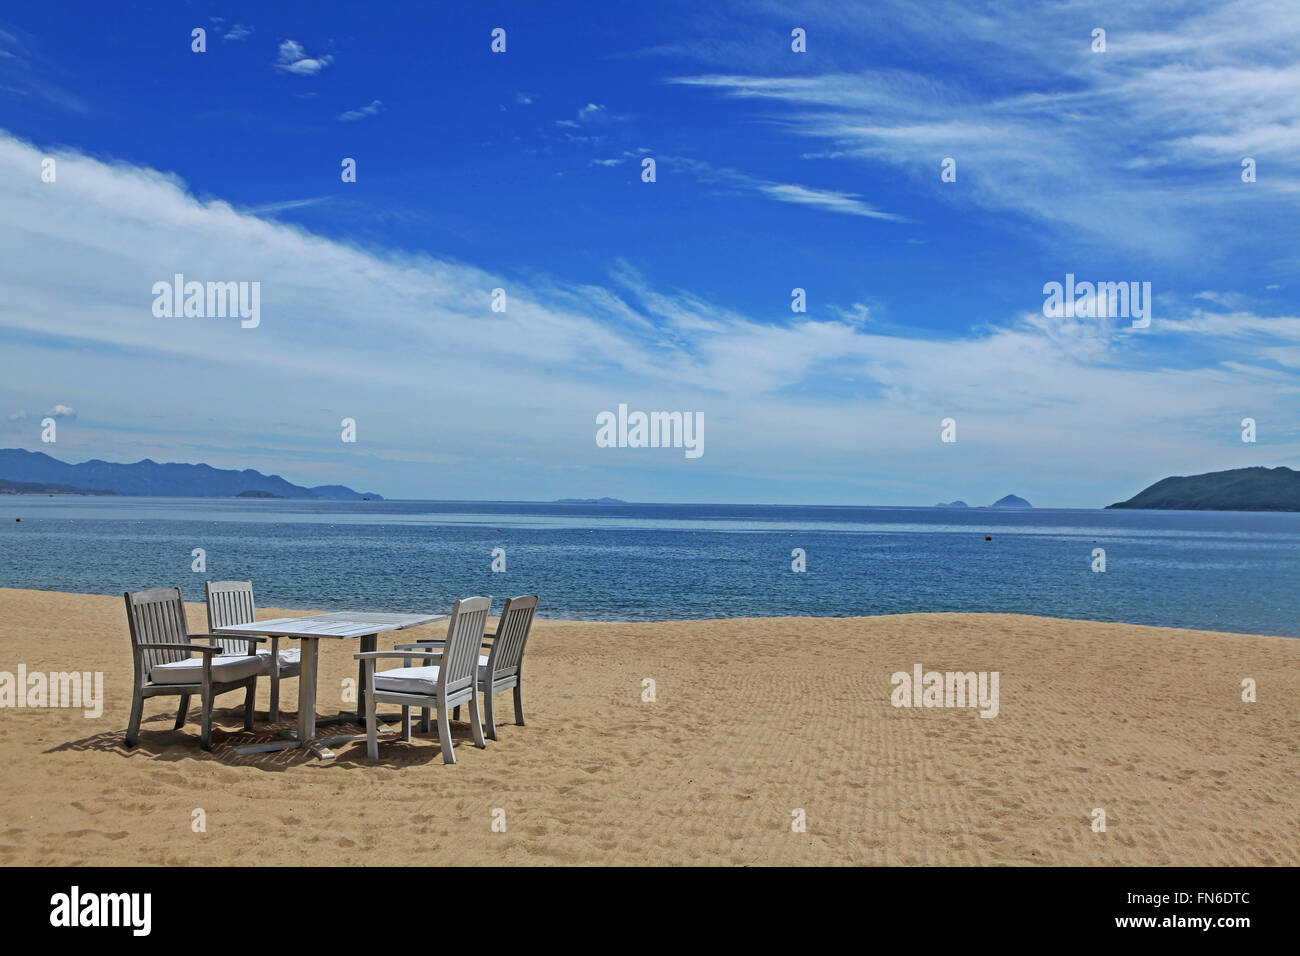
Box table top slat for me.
[212,610,445,639]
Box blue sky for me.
[1,0,1298,505]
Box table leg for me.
[299,636,319,742]
[233,636,320,756]
[268,636,281,723]
[356,633,376,718]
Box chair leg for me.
[174,694,190,730]
[513,684,526,726]
[243,682,256,730]
[401,705,411,742]
[126,690,145,746]
[200,694,213,751]
[420,707,431,733]
[437,701,456,765]
[483,689,497,741]
[467,692,487,749]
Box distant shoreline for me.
[3,494,1299,512]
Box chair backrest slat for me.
[205,581,257,654]
[439,596,492,696]
[124,587,189,682]
[487,595,538,680]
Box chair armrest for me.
[394,640,491,651]
[194,633,266,644]
[354,650,441,661]
[136,642,223,656]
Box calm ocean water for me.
[0,497,1296,636]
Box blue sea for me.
[0,497,1296,637]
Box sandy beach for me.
[0,587,1296,866]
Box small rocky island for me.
[935,495,1030,508]
[990,494,1032,509]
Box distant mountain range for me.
[1107,466,1300,511]
[11,451,1291,510]
[0,449,382,500]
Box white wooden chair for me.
[354,596,490,763]
[397,594,538,740]
[205,580,301,723]
[124,587,263,751]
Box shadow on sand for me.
[44,703,488,771]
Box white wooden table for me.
[213,611,446,759]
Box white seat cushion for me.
[254,647,301,668]
[374,656,491,696]
[218,647,299,675]
[150,654,262,686]
[374,664,442,696]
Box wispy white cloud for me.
[664,155,907,221]
[274,39,333,76]
[338,99,382,121]
[670,0,1300,258]
[755,181,902,220]
[559,102,615,128]
[241,196,332,216]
